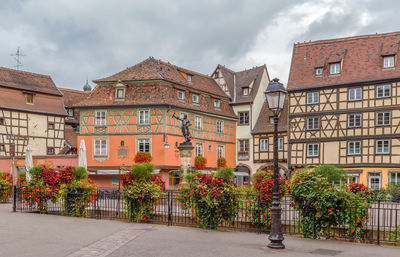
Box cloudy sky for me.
[1,0,399,90]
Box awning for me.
[90,169,160,175]
[234,172,250,177]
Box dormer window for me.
[383,55,395,68]
[214,99,221,109]
[25,93,34,104]
[215,72,219,78]
[67,108,74,117]
[315,67,323,76]
[116,88,125,99]
[329,62,341,75]
[243,87,249,96]
[177,90,185,101]
[187,74,193,82]
[192,94,199,104]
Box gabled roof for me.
[288,31,400,91]
[0,67,62,96]
[215,64,267,104]
[95,57,228,98]
[252,98,288,135]
[58,87,90,107]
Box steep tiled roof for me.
[288,31,400,91]
[0,67,62,96]
[95,57,228,98]
[59,87,90,107]
[252,98,288,134]
[215,65,267,104]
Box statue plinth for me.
[178,143,194,184]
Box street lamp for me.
[264,78,287,249]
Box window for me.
[307,144,319,157]
[137,139,150,152]
[95,111,106,126]
[192,94,199,104]
[278,138,284,151]
[348,141,361,155]
[217,120,223,133]
[238,112,249,125]
[177,90,185,101]
[307,92,319,104]
[111,175,119,185]
[214,99,221,109]
[67,108,74,118]
[243,87,249,96]
[238,140,249,153]
[217,145,224,158]
[120,140,125,146]
[25,93,34,104]
[329,62,341,75]
[376,140,390,154]
[390,172,400,185]
[343,174,360,185]
[376,112,391,126]
[259,139,268,152]
[47,147,55,155]
[195,143,203,157]
[48,122,55,129]
[315,67,323,76]
[187,74,193,82]
[348,114,362,128]
[383,55,395,68]
[376,84,391,98]
[348,88,362,101]
[307,117,319,130]
[139,110,150,125]
[195,116,202,130]
[369,173,381,190]
[94,139,107,156]
[116,88,125,99]
[0,117,4,125]
[0,144,5,151]
[208,144,212,152]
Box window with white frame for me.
[116,88,125,99]
[307,144,319,157]
[376,112,391,126]
[217,145,224,158]
[67,108,74,118]
[139,110,150,125]
[259,139,268,152]
[369,173,381,190]
[95,111,106,126]
[137,139,150,152]
[187,74,193,82]
[315,67,323,76]
[348,88,362,101]
[217,120,223,133]
[94,139,107,156]
[239,112,249,125]
[348,114,362,128]
[243,87,249,96]
[214,99,221,109]
[329,62,341,75]
[111,175,119,185]
[195,143,203,156]
[238,140,249,153]
[307,117,319,130]
[390,172,400,185]
[177,90,185,101]
[376,140,390,154]
[192,94,199,104]
[195,116,202,130]
[348,141,361,155]
[278,138,284,151]
[383,55,395,68]
[307,92,319,104]
[343,173,360,185]
[376,84,391,98]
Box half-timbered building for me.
[212,65,270,183]
[76,58,237,189]
[288,32,400,189]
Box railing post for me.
[257,195,262,234]
[377,199,380,245]
[13,185,17,212]
[168,191,172,226]
[313,208,317,239]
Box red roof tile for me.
[288,31,400,91]
[58,87,90,107]
[252,98,288,134]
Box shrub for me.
[59,179,97,217]
[314,165,346,184]
[194,155,207,170]
[217,157,227,168]
[151,175,165,191]
[73,167,88,181]
[0,172,12,203]
[134,152,152,163]
[251,170,267,186]
[59,167,74,185]
[130,163,154,181]
[216,167,234,182]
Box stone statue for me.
[172,112,192,145]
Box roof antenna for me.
[11,47,26,70]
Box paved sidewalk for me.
[1,204,399,257]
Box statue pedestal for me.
[178,143,194,184]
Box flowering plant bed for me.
[194,155,207,170]
[0,172,12,203]
[134,151,152,163]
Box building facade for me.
[287,32,400,189]
[76,58,237,189]
[212,65,270,182]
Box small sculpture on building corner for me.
[172,112,192,145]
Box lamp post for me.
[264,78,287,249]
